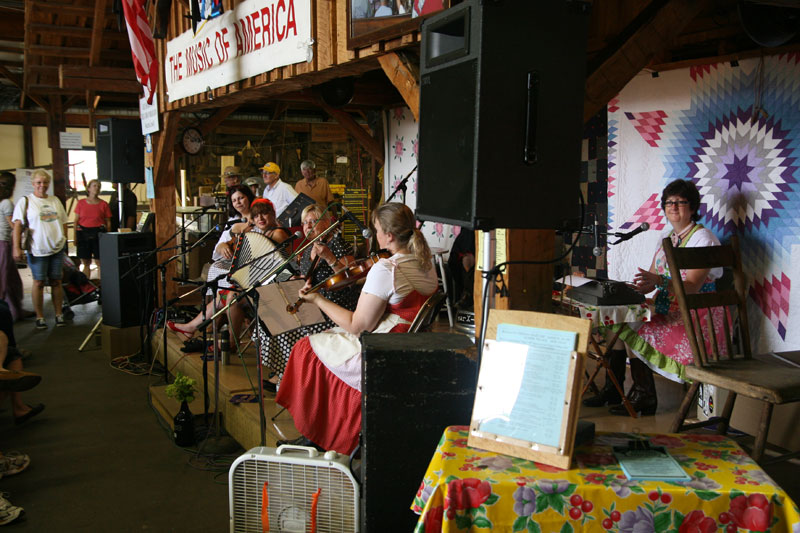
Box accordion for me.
[229,231,295,289]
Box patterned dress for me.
[612,224,727,382]
[256,233,358,379]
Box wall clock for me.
[181,127,204,155]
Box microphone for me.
[341,205,373,239]
[592,217,603,257]
[616,222,650,243]
[217,218,242,230]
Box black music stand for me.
[277,193,315,228]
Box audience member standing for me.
[74,179,111,280]
[0,172,30,321]
[294,160,334,208]
[11,170,69,329]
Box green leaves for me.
[653,511,671,533]
[165,372,197,403]
[527,520,542,533]
[693,490,720,501]
[513,516,528,532]
[485,493,499,506]
[560,522,574,533]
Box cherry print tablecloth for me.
[412,426,800,532]
[555,293,652,328]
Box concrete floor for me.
[1,269,231,531]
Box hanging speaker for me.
[738,1,799,48]
[96,118,145,184]
[416,0,590,230]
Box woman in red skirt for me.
[276,202,438,453]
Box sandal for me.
[167,321,194,341]
[14,403,45,426]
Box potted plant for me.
[165,372,197,446]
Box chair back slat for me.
[666,245,738,270]
[662,234,750,368]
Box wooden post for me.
[47,96,67,202]
[152,111,180,302]
[473,229,555,340]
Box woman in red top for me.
[74,179,111,279]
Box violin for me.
[286,251,391,314]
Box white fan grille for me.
[231,456,358,533]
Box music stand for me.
[277,193,315,228]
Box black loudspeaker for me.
[96,118,145,183]
[361,333,478,532]
[99,232,155,327]
[416,0,590,230]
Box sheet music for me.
[474,325,577,448]
[256,280,324,335]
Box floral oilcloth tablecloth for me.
[554,293,652,328]
[412,426,800,533]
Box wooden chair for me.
[408,292,447,333]
[665,234,800,463]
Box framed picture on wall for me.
[348,0,450,49]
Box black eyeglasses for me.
[664,200,689,207]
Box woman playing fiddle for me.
[275,202,438,453]
[259,204,357,391]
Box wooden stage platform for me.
[150,329,302,450]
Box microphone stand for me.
[385,165,416,203]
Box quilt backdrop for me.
[608,54,800,352]
[384,106,459,255]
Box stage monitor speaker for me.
[99,232,155,328]
[360,333,478,532]
[96,118,145,183]
[416,0,590,230]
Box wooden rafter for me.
[0,64,49,112]
[198,105,240,137]
[584,0,711,122]
[89,0,107,66]
[314,91,384,164]
[377,52,420,121]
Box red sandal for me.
[166,321,194,341]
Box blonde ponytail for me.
[371,202,433,270]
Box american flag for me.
[121,0,158,104]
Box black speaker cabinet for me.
[96,118,145,183]
[417,0,590,230]
[99,232,155,328]
[361,333,478,532]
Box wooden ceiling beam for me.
[28,1,95,17]
[314,90,384,164]
[28,44,90,58]
[60,77,142,93]
[198,105,240,137]
[377,51,419,121]
[27,23,129,42]
[0,64,50,112]
[89,0,107,66]
[60,65,136,81]
[584,0,711,123]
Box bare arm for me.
[12,220,23,261]
[301,290,387,335]
[634,248,709,295]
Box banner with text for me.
[165,0,312,102]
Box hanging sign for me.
[165,0,312,102]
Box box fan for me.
[229,445,360,533]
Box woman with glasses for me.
[587,179,724,416]
[259,204,357,392]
